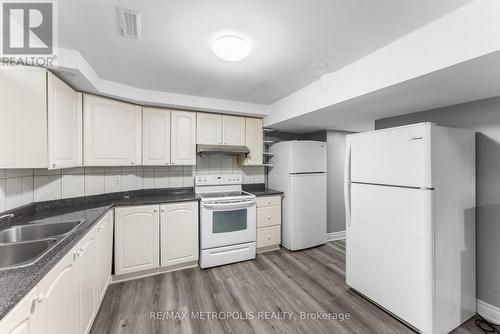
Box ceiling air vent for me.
[118,7,141,39]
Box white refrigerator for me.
[345,123,476,334]
[268,141,327,250]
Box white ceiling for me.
[269,50,500,133]
[58,0,473,104]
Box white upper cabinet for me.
[197,113,222,145]
[223,115,245,145]
[160,202,199,267]
[142,107,171,166]
[171,111,196,165]
[0,67,47,168]
[83,94,142,166]
[240,118,263,165]
[47,73,83,170]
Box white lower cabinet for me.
[0,287,39,334]
[76,229,97,334]
[114,202,199,276]
[160,202,199,267]
[38,247,77,334]
[96,211,114,302]
[114,205,160,275]
[0,214,113,334]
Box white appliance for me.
[268,140,327,250]
[195,175,256,269]
[344,123,476,334]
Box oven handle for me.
[203,200,256,210]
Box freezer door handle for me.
[344,138,352,227]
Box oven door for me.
[201,199,256,249]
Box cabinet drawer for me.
[256,196,281,208]
[257,225,281,249]
[257,206,281,228]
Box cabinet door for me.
[76,229,97,334]
[83,94,142,166]
[0,67,47,168]
[115,205,160,275]
[160,202,199,267]
[171,111,196,165]
[241,118,263,165]
[143,107,171,166]
[222,115,245,145]
[0,287,39,334]
[196,113,222,145]
[38,248,77,334]
[47,73,83,169]
[97,211,114,303]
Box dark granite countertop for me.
[243,183,284,197]
[0,187,199,320]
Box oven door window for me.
[212,209,247,233]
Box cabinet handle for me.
[154,209,158,213]
[33,293,44,303]
[161,209,165,213]
[267,201,271,205]
[52,163,56,168]
[267,216,271,220]
[98,227,102,232]
[266,235,271,240]
[131,161,135,165]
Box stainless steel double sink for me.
[0,220,83,270]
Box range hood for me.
[197,144,250,156]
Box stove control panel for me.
[195,174,242,186]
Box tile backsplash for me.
[0,155,264,212]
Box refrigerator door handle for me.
[344,139,352,227]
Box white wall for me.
[326,131,353,233]
[0,156,264,212]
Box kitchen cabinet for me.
[38,247,77,334]
[160,202,199,267]
[197,113,222,145]
[0,287,39,334]
[142,107,171,166]
[0,67,84,169]
[196,113,246,146]
[115,205,160,275]
[0,67,47,168]
[256,195,282,252]
[223,115,245,145]
[0,215,112,334]
[96,211,114,303]
[171,111,196,165]
[239,118,263,166]
[83,94,142,166]
[75,229,97,334]
[47,73,83,169]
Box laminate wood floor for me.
[91,241,490,334]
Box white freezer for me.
[346,183,433,333]
[348,123,433,188]
[282,173,327,250]
[289,141,326,174]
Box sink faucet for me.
[0,213,14,220]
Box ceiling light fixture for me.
[212,35,251,62]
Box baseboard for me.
[477,299,500,325]
[326,230,346,241]
[111,261,198,284]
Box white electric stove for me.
[195,175,256,269]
